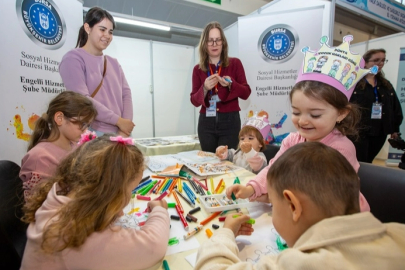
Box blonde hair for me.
[239,125,266,152]
[198,21,229,72]
[28,91,97,151]
[22,135,144,253]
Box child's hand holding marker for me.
[224,213,254,237]
[147,200,168,213]
[226,184,255,200]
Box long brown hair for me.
[268,142,360,217]
[27,91,97,151]
[198,21,229,72]
[290,81,360,138]
[356,48,392,89]
[76,7,115,48]
[22,135,144,253]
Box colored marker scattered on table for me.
[163,259,170,270]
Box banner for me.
[0,0,83,164]
[238,7,325,144]
[387,48,405,164]
[339,0,405,30]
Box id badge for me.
[211,94,221,102]
[206,100,216,117]
[371,103,382,119]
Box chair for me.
[0,160,28,270]
[262,144,280,163]
[358,162,405,224]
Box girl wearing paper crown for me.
[216,112,268,174]
[227,36,377,212]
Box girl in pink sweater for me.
[226,81,370,211]
[20,91,97,201]
[21,135,170,270]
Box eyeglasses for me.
[368,58,388,64]
[207,39,222,46]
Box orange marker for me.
[172,189,184,213]
[214,179,224,194]
[205,228,213,238]
[200,211,221,226]
[167,178,178,194]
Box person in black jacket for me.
[349,48,403,163]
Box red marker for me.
[175,204,189,231]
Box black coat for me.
[350,79,403,138]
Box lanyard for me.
[207,61,222,93]
[365,78,379,103]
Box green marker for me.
[168,202,176,208]
[163,260,171,270]
[232,215,255,224]
[231,177,241,201]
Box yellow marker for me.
[158,178,169,193]
[178,178,183,192]
[210,177,215,194]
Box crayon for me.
[186,215,192,222]
[205,228,213,238]
[183,225,204,240]
[219,216,226,222]
[140,175,150,184]
[161,179,173,193]
[231,177,241,200]
[177,178,183,192]
[212,224,220,229]
[148,180,160,195]
[170,215,180,221]
[216,182,226,194]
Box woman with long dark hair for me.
[60,7,135,137]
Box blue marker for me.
[224,77,232,83]
[132,179,153,193]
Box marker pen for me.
[175,204,189,231]
[183,225,204,240]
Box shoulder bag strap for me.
[90,56,107,98]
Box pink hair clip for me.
[78,130,97,145]
[110,136,134,145]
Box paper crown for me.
[296,35,378,100]
[243,111,271,140]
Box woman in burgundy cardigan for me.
[191,21,251,153]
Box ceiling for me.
[81,0,264,46]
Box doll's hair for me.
[290,80,360,138]
[22,135,144,253]
[76,7,115,48]
[239,125,266,152]
[27,91,97,151]
[267,142,360,217]
[356,48,392,90]
[198,21,229,72]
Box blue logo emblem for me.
[258,24,299,63]
[16,0,66,50]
